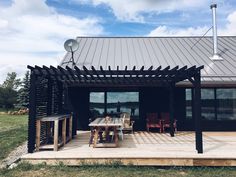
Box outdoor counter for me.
[36,114,72,151]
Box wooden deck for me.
[21,131,236,166]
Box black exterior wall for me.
[68,86,236,131]
[68,87,90,131]
[69,87,186,131]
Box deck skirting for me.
[22,157,236,166]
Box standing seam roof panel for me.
[205,38,236,74]
[196,38,230,75]
[182,38,218,75]
[188,38,226,76]
[146,38,161,66]
[74,38,88,66]
[151,38,169,67]
[167,38,192,67]
[92,38,103,68]
[61,37,236,82]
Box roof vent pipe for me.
[210,4,223,61]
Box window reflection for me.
[107,92,139,119]
[201,89,215,120]
[185,89,215,120]
[217,89,236,120]
[185,89,192,120]
[89,92,105,119]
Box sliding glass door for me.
[89,92,105,118]
[89,91,139,119]
[107,92,139,119]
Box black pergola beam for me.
[91,66,101,80]
[66,66,79,81]
[169,83,175,137]
[27,65,204,88]
[28,65,203,79]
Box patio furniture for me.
[89,117,123,148]
[161,112,177,133]
[35,114,72,151]
[117,117,124,140]
[120,112,135,134]
[146,113,162,133]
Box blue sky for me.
[0,0,236,83]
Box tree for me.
[2,72,21,90]
[16,71,30,108]
[0,87,17,110]
[0,72,21,110]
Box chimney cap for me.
[210,4,217,9]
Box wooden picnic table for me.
[89,117,123,148]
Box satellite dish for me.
[64,39,79,52]
[62,39,79,67]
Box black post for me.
[194,72,203,153]
[169,83,175,137]
[28,72,37,153]
[191,88,195,131]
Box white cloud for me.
[73,0,210,22]
[148,26,209,36]
[219,11,236,35]
[0,0,104,83]
[148,10,236,37]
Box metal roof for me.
[60,36,236,84]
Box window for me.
[185,88,236,121]
[185,89,192,120]
[107,92,139,119]
[89,91,139,119]
[89,92,105,119]
[201,89,215,120]
[217,89,236,120]
[185,89,215,120]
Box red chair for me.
[146,113,162,133]
[161,112,177,133]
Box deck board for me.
[22,131,236,166]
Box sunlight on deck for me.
[22,131,236,159]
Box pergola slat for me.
[27,65,204,87]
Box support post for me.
[169,83,175,137]
[62,118,66,145]
[28,72,37,153]
[35,120,41,151]
[191,88,195,122]
[54,120,59,151]
[194,72,203,153]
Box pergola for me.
[27,65,204,153]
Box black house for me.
[27,36,236,154]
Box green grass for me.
[0,115,236,176]
[0,162,236,177]
[0,108,18,113]
[0,115,28,160]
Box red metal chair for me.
[146,113,162,133]
[161,112,177,133]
